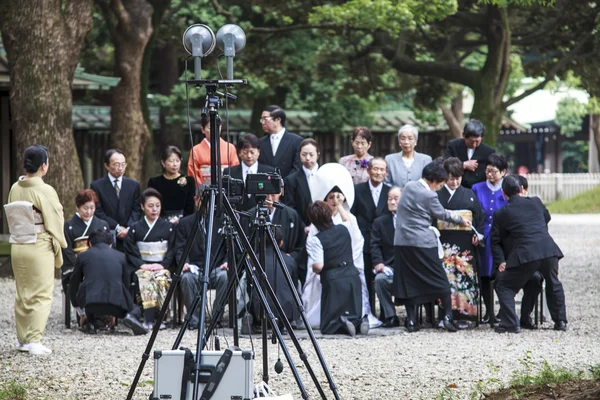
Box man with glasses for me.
[444,120,495,188]
[91,149,141,250]
[257,105,303,179]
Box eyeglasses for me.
[259,117,274,123]
[111,162,127,168]
[485,168,500,175]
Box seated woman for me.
[306,201,364,336]
[124,188,175,330]
[62,189,110,294]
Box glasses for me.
[486,168,500,175]
[259,117,273,123]
[111,162,127,168]
[352,140,369,147]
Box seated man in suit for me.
[258,105,303,180]
[69,229,147,335]
[223,133,275,211]
[350,157,390,313]
[91,149,141,250]
[371,187,401,328]
[444,120,495,189]
[491,175,567,333]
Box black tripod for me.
[126,80,340,400]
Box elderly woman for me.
[384,124,432,188]
[124,188,175,330]
[338,127,374,185]
[5,145,67,355]
[394,159,470,332]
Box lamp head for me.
[216,24,246,56]
[183,24,216,57]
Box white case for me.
[152,349,254,400]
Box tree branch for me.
[110,0,131,27]
[208,0,231,17]
[249,23,346,34]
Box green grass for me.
[0,241,10,256]
[547,185,600,214]
[0,379,28,400]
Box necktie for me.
[271,135,280,156]
[113,179,120,198]
[372,188,379,206]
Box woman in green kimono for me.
[5,145,67,356]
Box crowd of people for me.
[4,105,568,355]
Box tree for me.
[0,1,92,216]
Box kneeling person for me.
[69,229,147,335]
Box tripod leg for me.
[226,231,239,346]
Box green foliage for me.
[478,0,555,6]
[0,379,28,400]
[589,364,600,379]
[510,358,580,388]
[555,97,586,136]
[547,185,600,214]
[562,140,588,172]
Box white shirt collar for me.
[271,128,285,142]
[486,179,503,192]
[144,216,158,230]
[203,138,211,147]
[467,148,475,160]
[76,213,93,226]
[242,162,258,175]
[368,180,382,193]
[303,164,318,179]
[108,173,122,184]
[418,179,431,191]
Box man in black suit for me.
[371,187,401,328]
[444,120,495,188]
[257,105,303,179]
[69,229,147,335]
[91,149,141,249]
[491,175,567,333]
[223,133,275,211]
[350,157,390,312]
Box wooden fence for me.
[526,173,600,203]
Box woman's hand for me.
[140,264,152,271]
[335,193,346,207]
[459,219,471,228]
[472,235,479,246]
[150,264,164,271]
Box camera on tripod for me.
[222,175,245,206]
[245,172,283,196]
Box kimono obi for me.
[73,236,90,253]
[3,201,45,244]
[137,241,168,262]
[437,210,473,232]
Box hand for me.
[140,264,153,271]
[463,160,478,172]
[182,263,190,272]
[374,263,385,273]
[472,235,479,246]
[498,262,506,272]
[151,264,164,271]
[335,193,346,207]
[117,227,129,239]
[304,226,311,235]
[219,262,228,271]
[459,219,471,228]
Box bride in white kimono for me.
[303,163,382,329]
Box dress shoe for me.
[554,321,567,331]
[405,320,419,333]
[520,319,538,330]
[85,323,97,335]
[442,316,458,332]
[123,313,148,336]
[482,313,501,324]
[340,316,356,337]
[494,324,521,334]
[359,315,370,335]
[382,316,400,328]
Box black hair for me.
[422,158,448,183]
[88,229,113,246]
[300,138,319,153]
[352,127,373,143]
[463,120,486,139]
[141,187,163,205]
[23,145,48,174]
[265,105,287,127]
[307,201,333,232]
[443,157,464,178]
[267,226,284,248]
[502,175,522,197]
[237,133,260,152]
[104,149,125,165]
[486,153,509,171]
[161,145,182,162]
[368,157,386,170]
[517,175,528,190]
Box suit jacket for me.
[444,138,495,189]
[69,243,133,312]
[91,175,141,229]
[371,213,395,268]
[175,213,226,269]
[384,151,432,188]
[223,163,276,211]
[350,182,390,254]
[258,129,303,179]
[283,169,312,226]
[491,195,563,269]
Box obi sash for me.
[3,201,45,244]
[437,209,473,232]
[137,241,168,262]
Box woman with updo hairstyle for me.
[5,145,67,355]
[284,138,321,226]
[61,189,110,297]
[124,188,175,330]
[147,145,195,224]
[338,127,374,184]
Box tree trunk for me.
[153,40,182,154]
[97,0,154,182]
[441,90,464,139]
[470,87,504,148]
[591,114,600,169]
[0,1,92,217]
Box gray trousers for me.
[374,272,395,319]
[180,268,228,326]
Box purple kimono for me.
[471,180,507,277]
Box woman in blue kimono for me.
[471,154,509,323]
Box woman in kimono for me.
[436,158,485,326]
[124,188,175,330]
[338,126,374,185]
[6,145,67,355]
[471,153,509,323]
[305,201,364,336]
[62,189,110,294]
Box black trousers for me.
[495,257,566,329]
[520,271,544,322]
[363,252,377,316]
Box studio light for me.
[216,24,246,80]
[182,24,216,79]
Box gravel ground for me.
[1,214,599,400]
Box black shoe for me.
[554,321,567,331]
[520,319,538,330]
[382,316,400,328]
[405,320,419,333]
[442,316,458,332]
[123,313,148,336]
[359,316,369,335]
[340,316,356,337]
[494,324,521,334]
[482,313,501,324]
[85,323,97,335]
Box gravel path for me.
[1,214,599,399]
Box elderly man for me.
[384,125,432,188]
[444,120,495,188]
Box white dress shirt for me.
[467,148,475,160]
[303,164,319,200]
[108,173,122,191]
[270,128,285,156]
[368,180,383,206]
[242,162,258,183]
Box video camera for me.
[245,172,283,196]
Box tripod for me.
[126,80,340,400]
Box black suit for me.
[223,163,275,211]
[491,195,566,329]
[350,182,390,312]
[371,213,396,319]
[283,169,313,226]
[444,138,495,188]
[91,175,141,230]
[258,130,303,179]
